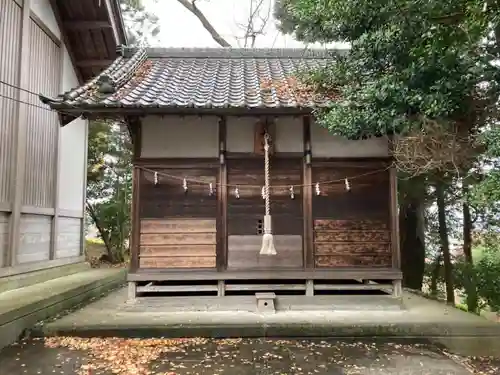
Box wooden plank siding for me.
[138,166,218,269]
[312,160,392,268]
[227,158,303,269]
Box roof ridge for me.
[119,46,347,59]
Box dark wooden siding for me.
[312,160,391,268]
[227,158,303,269]
[138,166,218,268]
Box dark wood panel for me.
[312,165,390,220]
[314,242,390,255]
[140,219,216,233]
[314,230,390,243]
[227,158,303,236]
[140,245,216,257]
[139,256,216,268]
[314,219,388,231]
[140,233,217,245]
[227,235,303,269]
[315,254,392,267]
[140,167,217,219]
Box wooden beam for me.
[48,0,84,84]
[217,116,227,271]
[49,42,65,261]
[302,116,314,269]
[6,0,32,267]
[128,268,403,281]
[390,164,401,269]
[64,21,112,31]
[130,117,142,273]
[79,119,89,257]
[76,59,114,68]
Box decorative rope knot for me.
[259,131,277,256]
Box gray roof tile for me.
[47,47,344,111]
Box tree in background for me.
[274,0,500,307]
[85,0,159,263]
[176,0,274,47]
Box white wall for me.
[141,116,219,158]
[30,0,61,38]
[140,115,389,158]
[310,122,389,157]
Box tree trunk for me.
[399,180,426,290]
[435,181,455,304]
[430,252,442,297]
[86,202,115,263]
[462,180,478,313]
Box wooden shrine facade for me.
[126,114,402,298]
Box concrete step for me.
[0,268,126,351]
[35,288,500,357]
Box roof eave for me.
[48,105,316,125]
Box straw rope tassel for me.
[259,133,277,256]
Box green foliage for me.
[275,0,500,140]
[86,121,132,263]
[120,0,160,46]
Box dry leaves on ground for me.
[45,337,207,375]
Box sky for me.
[142,0,348,49]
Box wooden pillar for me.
[129,117,142,274]
[49,41,64,261]
[389,148,402,297]
[302,116,314,269]
[6,0,32,267]
[217,116,227,271]
[79,118,89,257]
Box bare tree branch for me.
[176,0,232,47]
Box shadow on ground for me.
[1,337,495,375]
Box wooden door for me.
[226,158,303,270]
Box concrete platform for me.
[0,268,126,350]
[36,287,500,357]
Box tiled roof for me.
[43,47,343,112]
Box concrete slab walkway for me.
[0,337,484,374]
[0,268,126,350]
[36,287,500,357]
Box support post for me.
[6,0,32,267]
[302,116,314,269]
[127,281,137,302]
[79,119,89,257]
[217,116,227,271]
[129,117,142,273]
[49,42,65,261]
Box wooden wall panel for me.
[227,158,303,236]
[139,167,217,219]
[139,219,216,269]
[227,235,303,269]
[0,0,22,205]
[22,19,60,207]
[312,161,392,268]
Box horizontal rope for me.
[136,164,392,189]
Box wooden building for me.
[0,0,125,284]
[42,47,402,300]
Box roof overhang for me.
[49,0,127,83]
[42,105,315,126]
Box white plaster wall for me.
[310,122,389,157]
[30,0,61,38]
[56,46,86,258]
[141,116,219,158]
[17,214,51,263]
[56,217,81,258]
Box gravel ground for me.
[0,337,498,375]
